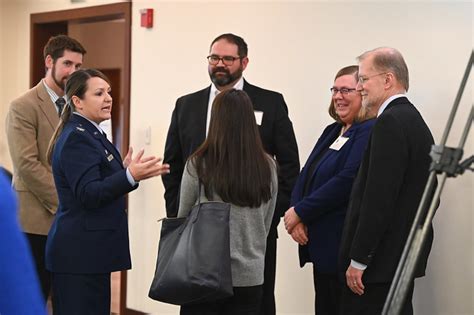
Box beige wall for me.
[0,1,472,315]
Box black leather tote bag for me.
[148,189,233,305]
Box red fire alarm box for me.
[140,9,153,28]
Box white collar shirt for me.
[377,94,407,117]
[43,79,65,115]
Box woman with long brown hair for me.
[177,89,278,315]
[45,69,169,315]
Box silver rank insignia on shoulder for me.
[76,127,85,132]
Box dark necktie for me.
[55,97,65,117]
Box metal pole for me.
[386,173,447,315]
[382,50,473,314]
[382,173,436,314]
[458,105,473,149]
[439,51,473,145]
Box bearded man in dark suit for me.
[163,33,300,315]
[339,47,435,315]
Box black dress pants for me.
[26,233,51,302]
[340,280,415,315]
[259,226,277,315]
[52,272,111,315]
[313,267,342,315]
[180,285,263,315]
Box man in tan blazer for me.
[5,35,86,302]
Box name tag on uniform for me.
[329,136,349,151]
[107,154,114,162]
[254,111,263,125]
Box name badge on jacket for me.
[329,136,349,151]
[254,111,263,125]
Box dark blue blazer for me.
[46,114,137,274]
[291,118,375,274]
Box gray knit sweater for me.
[177,159,278,287]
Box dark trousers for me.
[340,280,415,315]
[52,272,111,315]
[313,267,342,315]
[180,285,263,315]
[259,227,277,315]
[26,233,51,302]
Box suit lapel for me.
[302,124,341,193]
[243,80,259,110]
[306,125,341,180]
[97,132,122,165]
[195,87,211,146]
[36,81,60,130]
[71,115,123,166]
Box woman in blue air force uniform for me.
[45,69,169,315]
[284,65,375,315]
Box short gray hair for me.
[358,47,409,91]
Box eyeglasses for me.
[207,55,241,66]
[330,87,357,96]
[358,72,387,84]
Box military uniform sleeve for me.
[60,131,135,210]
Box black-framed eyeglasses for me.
[358,72,387,84]
[330,87,357,96]
[207,55,241,66]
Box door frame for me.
[31,3,141,314]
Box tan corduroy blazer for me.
[5,81,60,235]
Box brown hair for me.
[328,65,372,124]
[46,69,110,163]
[189,89,273,207]
[43,34,86,61]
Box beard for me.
[362,95,384,117]
[51,63,67,91]
[209,65,243,88]
[362,97,373,111]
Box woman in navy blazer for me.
[45,69,169,315]
[284,65,375,315]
